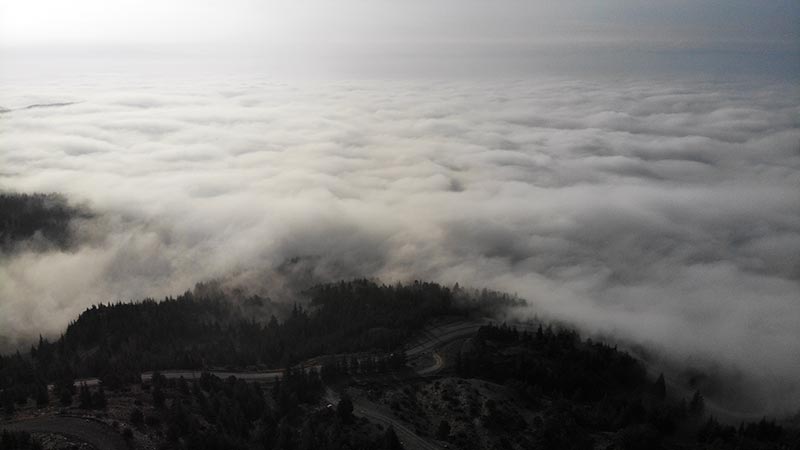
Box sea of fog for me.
[0,72,798,415]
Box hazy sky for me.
[1,0,798,79]
[1,0,798,48]
[0,0,800,55]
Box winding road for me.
[10,319,498,450]
[0,415,128,450]
[60,367,309,389]
[405,319,491,358]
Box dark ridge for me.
[19,102,78,110]
[0,102,78,114]
[1,279,795,449]
[4,279,505,381]
[0,192,92,252]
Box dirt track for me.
[353,398,442,450]
[325,389,442,450]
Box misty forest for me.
[1,1,799,449]
[0,191,798,449]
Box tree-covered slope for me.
[0,192,89,252]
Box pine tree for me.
[79,383,92,409]
[689,391,705,415]
[2,393,14,416]
[274,418,294,450]
[299,420,315,450]
[653,373,666,400]
[337,395,354,424]
[130,408,144,426]
[384,426,404,450]
[436,420,451,440]
[35,385,49,407]
[153,386,165,409]
[59,388,72,406]
[91,386,107,409]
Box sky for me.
[0,0,799,417]
[1,0,799,79]
[1,0,798,48]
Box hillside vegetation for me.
[0,192,89,252]
[0,280,796,449]
[0,280,513,398]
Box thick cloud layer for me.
[1,78,798,414]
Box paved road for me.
[404,319,538,356]
[30,319,497,450]
[416,352,444,376]
[66,318,503,389]
[66,366,320,389]
[405,320,490,357]
[0,416,128,450]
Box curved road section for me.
[16,319,505,450]
[0,416,128,450]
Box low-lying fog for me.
[1,75,798,414]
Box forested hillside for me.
[444,323,796,450]
[0,280,797,449]
[0,192,89,251]
[0,280,514,406]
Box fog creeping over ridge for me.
[1,0,799,419]
[1,76,798,415]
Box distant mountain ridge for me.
[0,101,78,114]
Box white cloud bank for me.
[0,77,798,414]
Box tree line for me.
[0,192,89,251]
[454,323,796,450]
